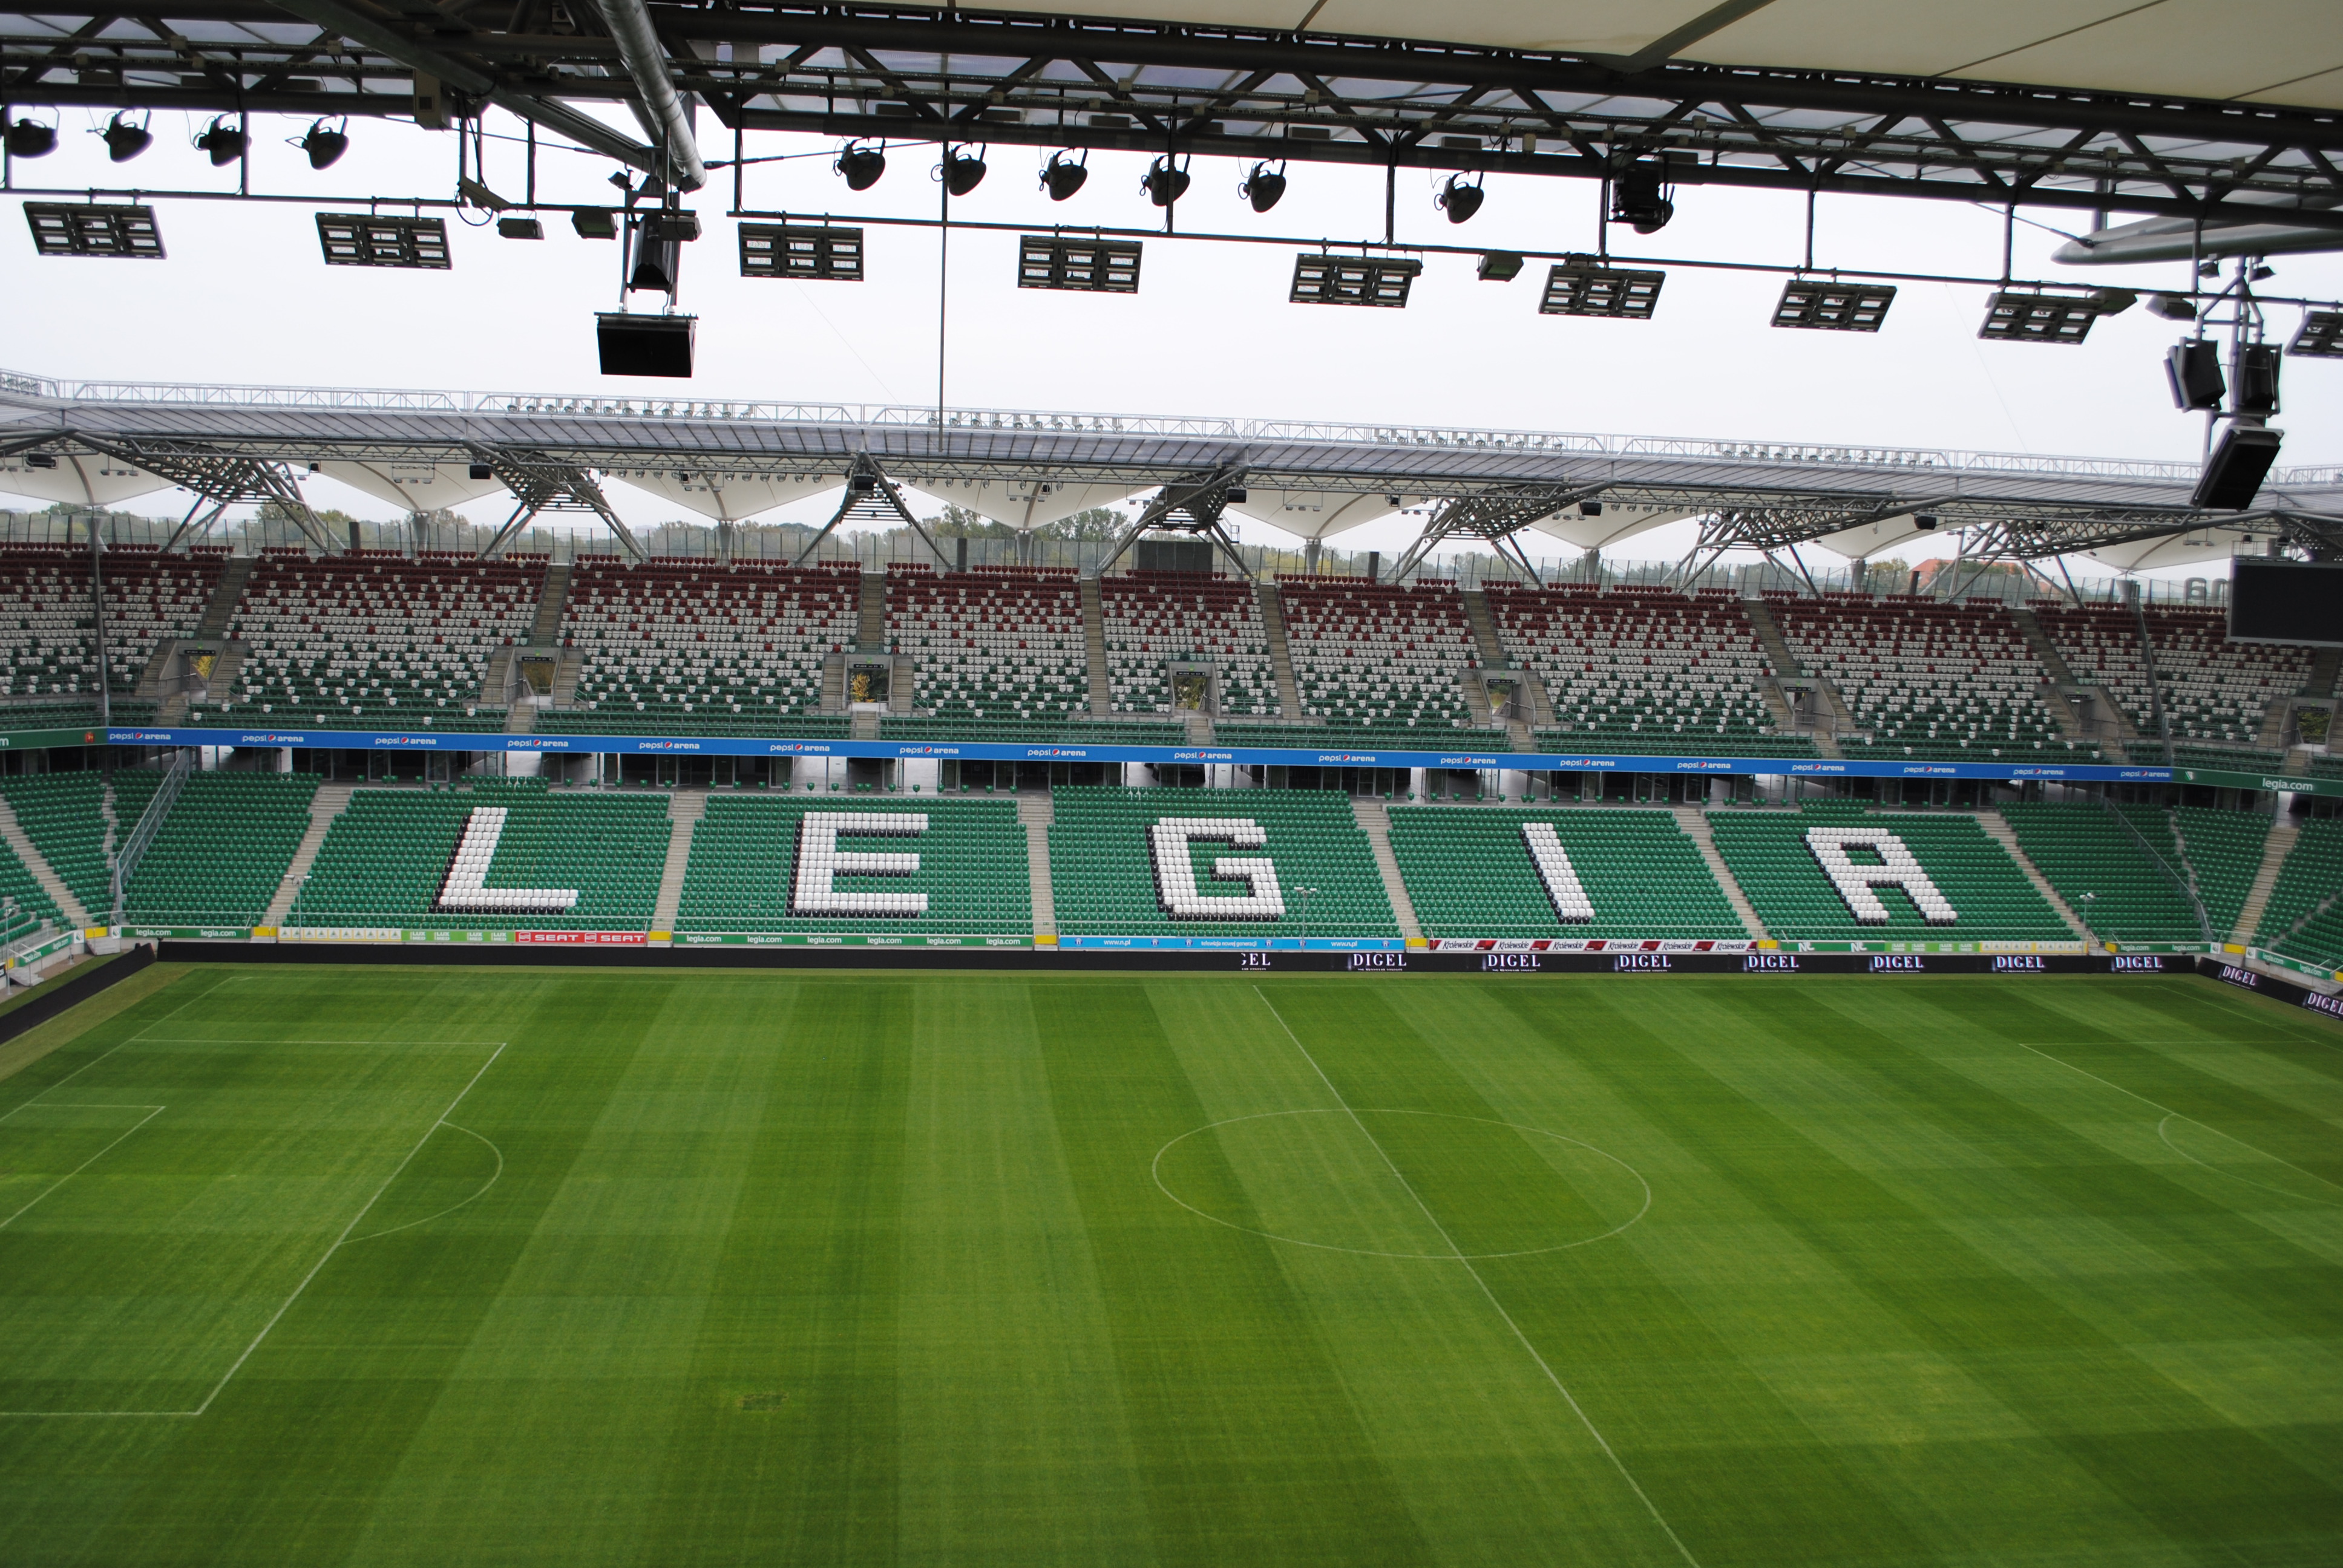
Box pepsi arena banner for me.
[91,723,2343,794]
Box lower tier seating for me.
[1387,806,1748,940]
[1050,787,1394,936]
[288,780,667,930]
[122,771,319,926]
[2170,806,2271,939]
[0,837,62,933]
[0,773,110,915]
[1532,730,1821,759]
[1706,809,2071,942]
[532,710,851,739]
[2257,817,2343,967]
[2125,741,2287,771]
[879,717,1188,747]
[1997,803,2202,941]
[675,797,1029,933]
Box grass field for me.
[2,964,2340,1566]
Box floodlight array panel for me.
[1540,264,1663,318]
[1291,255,1421,307]
[316,214,451,270]
[24,203,162,258]
[1774,281,1895,332]
[2290,311,2343,359]
[1979,290,2100,345]
[1017,236,1141,293]
[739,223,865,281]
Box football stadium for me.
[4,0,2343,1563]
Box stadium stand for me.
[191,550,536,730]
[0,546,102,722]
[1706,807,2072,942]
[1100,572,1281,718]
[878,716,1187,746]
[1274,577,1483,731]
[1489,584,1817,757]
[99,546,223,697]
[1769,594,2082,760]
[1387,806,1748,939]
[1997,803,2203,941]
[121,771,318,926]
[2255,817,2343,968]
[0,772,110,915]
[551,559,858,736]
[2124,740,2288,771]
[889,566,1088,730]
[2171,805,2271,938]
[2034,601,2313,751]
[287,779,666,930]
[0,835,62,931]
[2311,754,2343,783]
[675,795,1029,933]
[1049,786,1395,935]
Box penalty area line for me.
[1250,986,1702,1568]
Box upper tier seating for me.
[1387,805,1748,939]
[1997,803,2202,941]
[2033,602,2313,750]
[1769,594,2076,760]
[1490,584,1816,757]
[2256,817,2343,967]
[1050,786,1395,936]
[122,771,318,926]
[97,547,224,695]
[888,566,1088,724]
[2125,741,2287,771]
[675,796,1030,933]
[0,546,100,720]
[287,779,667,930]
[1706,808,2072,942]
[0,772,111,916]
[194,550,538,730]
[2171,805,2271,939]
[557,559,857,735]
[1276,577,1480,730]
[1100,572,1280,719]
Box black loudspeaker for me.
[2230,343,2281,416]
[2166,341,2225,410]
[597,314,695,378]
[2191,425,2282,510]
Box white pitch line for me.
[1250,986,1702,1568]
[0,1105,166,1231]
[2017,1042,2343,1198]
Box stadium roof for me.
[1,2,2337,231]
[5,369,2339,566]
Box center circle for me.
[1152,1109,1650,1260]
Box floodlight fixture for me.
[2231,343,2281,416]
[468,462,494,480]
[940,145,986,197]
[1476,251,1523,282]
[2147,292,2197,321]
[5,117,56,158]
[1241,161,1286,213]
[2191,424,2282,510]
[194,115,245,166]
[1540,260,1664,318]
[740,223,864,281]
[1610,159,1674,234]
[1579,500,1603,516]
[1913,514,1938,531]
[572,207,617,240]
[23,201,163,258]
[836,140,886,191]
[1773,279,1894,332]
[1290,252,1420,307]
[316,212,450,269]
[1978,286,2134,344]
[497,216,544,240]
[1144,155,1191,207]
[2166,339,2224,410]
[2250,263,2276,281]
[96,113,150,163]
[596,313,695,379]
[2289,310,2343,358]
[1017,234,1141,293]
[1436,174,1484,224]
[1040,151,1088,201]
[295,118,349,169]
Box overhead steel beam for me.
[789,453,948,568]
[78,440,337,552]
[1387,482,1602,583]
[585,0,704,190]
[1097,463,1253,580]
[468,445,641,560]
[262,0,664,177]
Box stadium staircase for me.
[2166,806,2270,939]
[2307,646,2342,699]
[1348,799,1422,940]
[1257,583,1303,719]
[1080,578,1111,714]
[2007,606,2098,745]
[1,773,120,925]
[1461,587,1553,742]
[261,780,356,928]
[1742,597,1841,757]
[1974,813,2091,940]
[1020,792,1055,936]
[857,572,886,649]
[2233,820,2298,942]
[1673,806,1767,938]
[652,788,704,933]
[529,563,571,645]
[0,791,91,927]
[1184,710,1212,744]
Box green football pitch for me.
[2,963,2339,1567]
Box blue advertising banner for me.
[89,722,2253,788]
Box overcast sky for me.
[5,103,2339,574]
